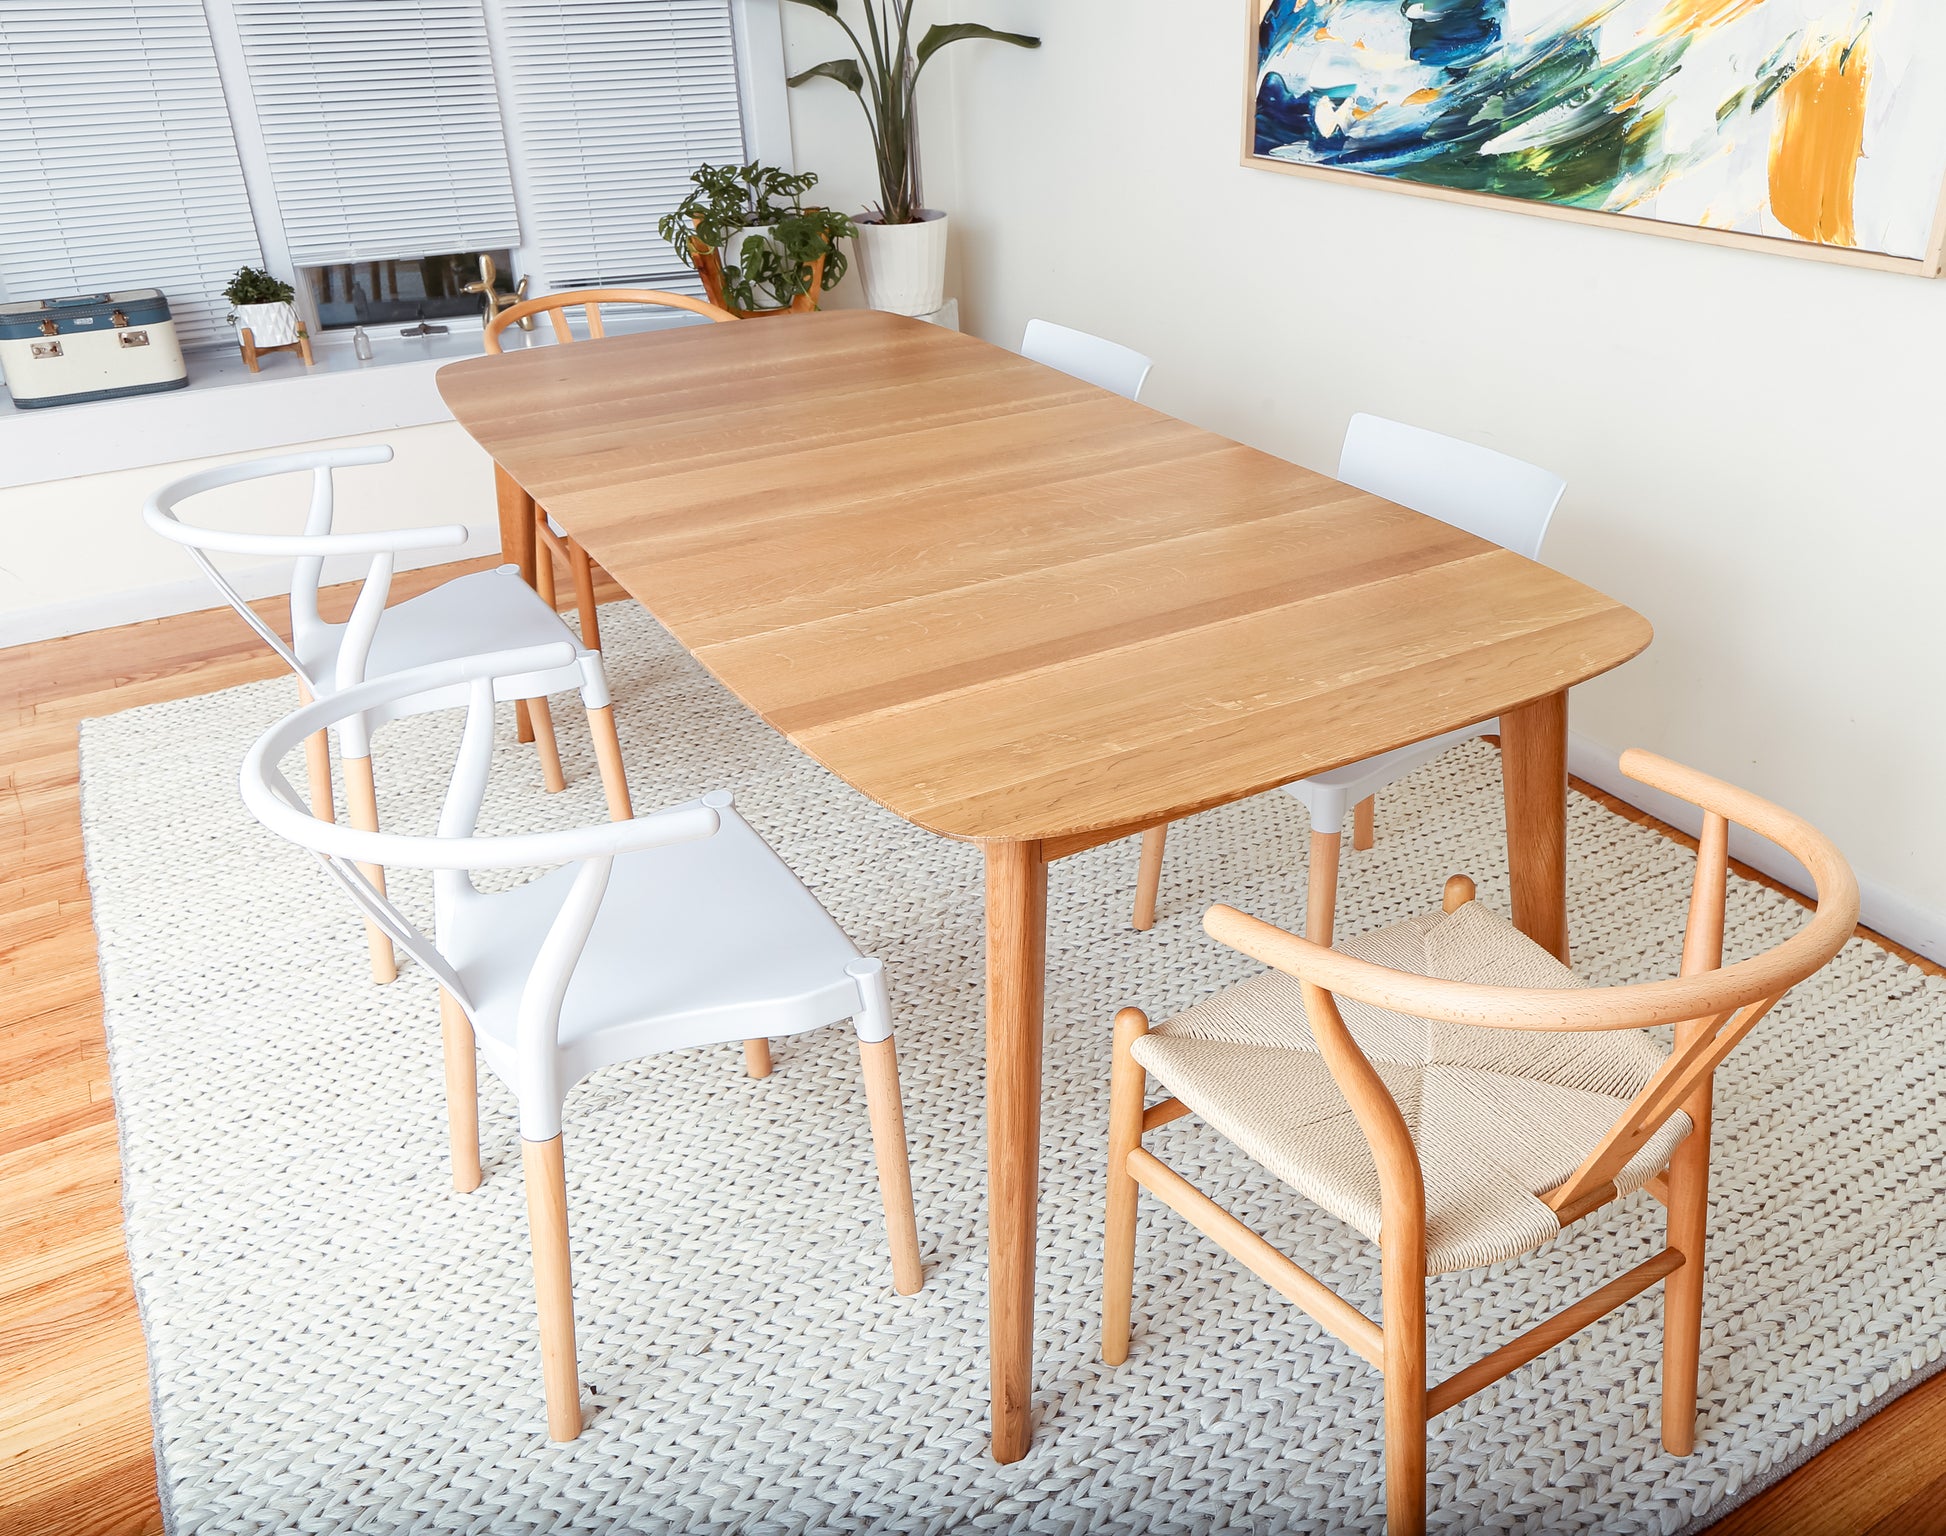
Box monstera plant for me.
[785,0,1038,313]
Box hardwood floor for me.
[1,574,1941,1535]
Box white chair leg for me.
[526,695,567,794]
[523,1133,582,1440]
[441,990,482,1193]
[1307,828,1342,947]
[342,753,398,984]
[1353,794,1375,852]
[858,1035,922,1295]
[296,683,335,824]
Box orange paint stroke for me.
[1769,31,1871,248]
[1642,0,1768,38]
[1404,87,1442,106]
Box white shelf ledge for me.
[0,308,703,490]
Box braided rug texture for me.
[80,601,1945,1535]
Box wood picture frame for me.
[1241,0,1946,278]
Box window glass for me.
[305,249,515,330]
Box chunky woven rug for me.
[81,601,1944,1535]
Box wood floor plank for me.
[0,569,1936,1534]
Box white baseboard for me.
[0,524,499,650]
[1568,731,1946,966]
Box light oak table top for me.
[437,309,1651,846]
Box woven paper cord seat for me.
[1132,901,1692,1276]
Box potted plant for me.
[223,266,303,349]
[658,163,856,317]
[786,0,1038,315]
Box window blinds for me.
[232,0,521,265]
[498,0,745,290]
[0,0,265,350]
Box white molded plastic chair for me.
[1132,414,1567,943]
[239,644,924,1441]
[1021,318,1153,401]
[145,445,634,984]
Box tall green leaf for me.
[915,22,1039,73]
[787,57,866,92]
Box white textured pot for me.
[233,301,299,347]
[853,210,949,317]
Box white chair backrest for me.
[240,645,719,1059]
[143,445,469,692]
[1021,318,1153,402]
[1338,413,1564,558]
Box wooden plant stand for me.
[689,235,826,319]
[240,325,314,372]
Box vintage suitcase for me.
[0,289,189,408]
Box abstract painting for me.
[1246,1,1946,271]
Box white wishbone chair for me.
[1021,317,1154,401]
[240,644,924,1440]
[1103,750,1857,1534]
[145,445,634,984]
[1131,414,1566,941]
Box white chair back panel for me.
[144,444,468,694]
[1021,318,1154,402]
[447,798,871,1087]
[1338,413,1564,558]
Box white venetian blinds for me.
[232,0,522,264]
[0,0,265,349]
[498,0,745,290]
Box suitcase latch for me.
[118,330,151,348]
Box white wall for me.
[933,1,1946,952]
[0,423,498,647]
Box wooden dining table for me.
[436,308,1652,1463]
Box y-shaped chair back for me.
[143,445,464,716]
[1021,318,1153,402]
[147,448,623,983]
[1106,749,1858,1533]
[482,287,738,655]
[1339,412,1563,558]
[240,643,719,1115]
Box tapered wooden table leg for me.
[1501,689,1570,963]
[986,838,1046,1465]
[497,464,539,744]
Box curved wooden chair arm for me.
[484,288,736,352]
[1205,750,1856,1033]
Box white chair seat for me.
[1132,901,1690,1276]
[1284,723,1488,832]
[445,792,874,1090]
[297,566,590,720]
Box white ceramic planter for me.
[853,211,949,317]
[233,301,300,347]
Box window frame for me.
[197,0,793,344]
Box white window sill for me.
[0,308,704,490]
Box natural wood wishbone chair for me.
[483,288,737,656]
[1103,750,1858,1533]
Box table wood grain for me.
[437,308,1652,1462]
